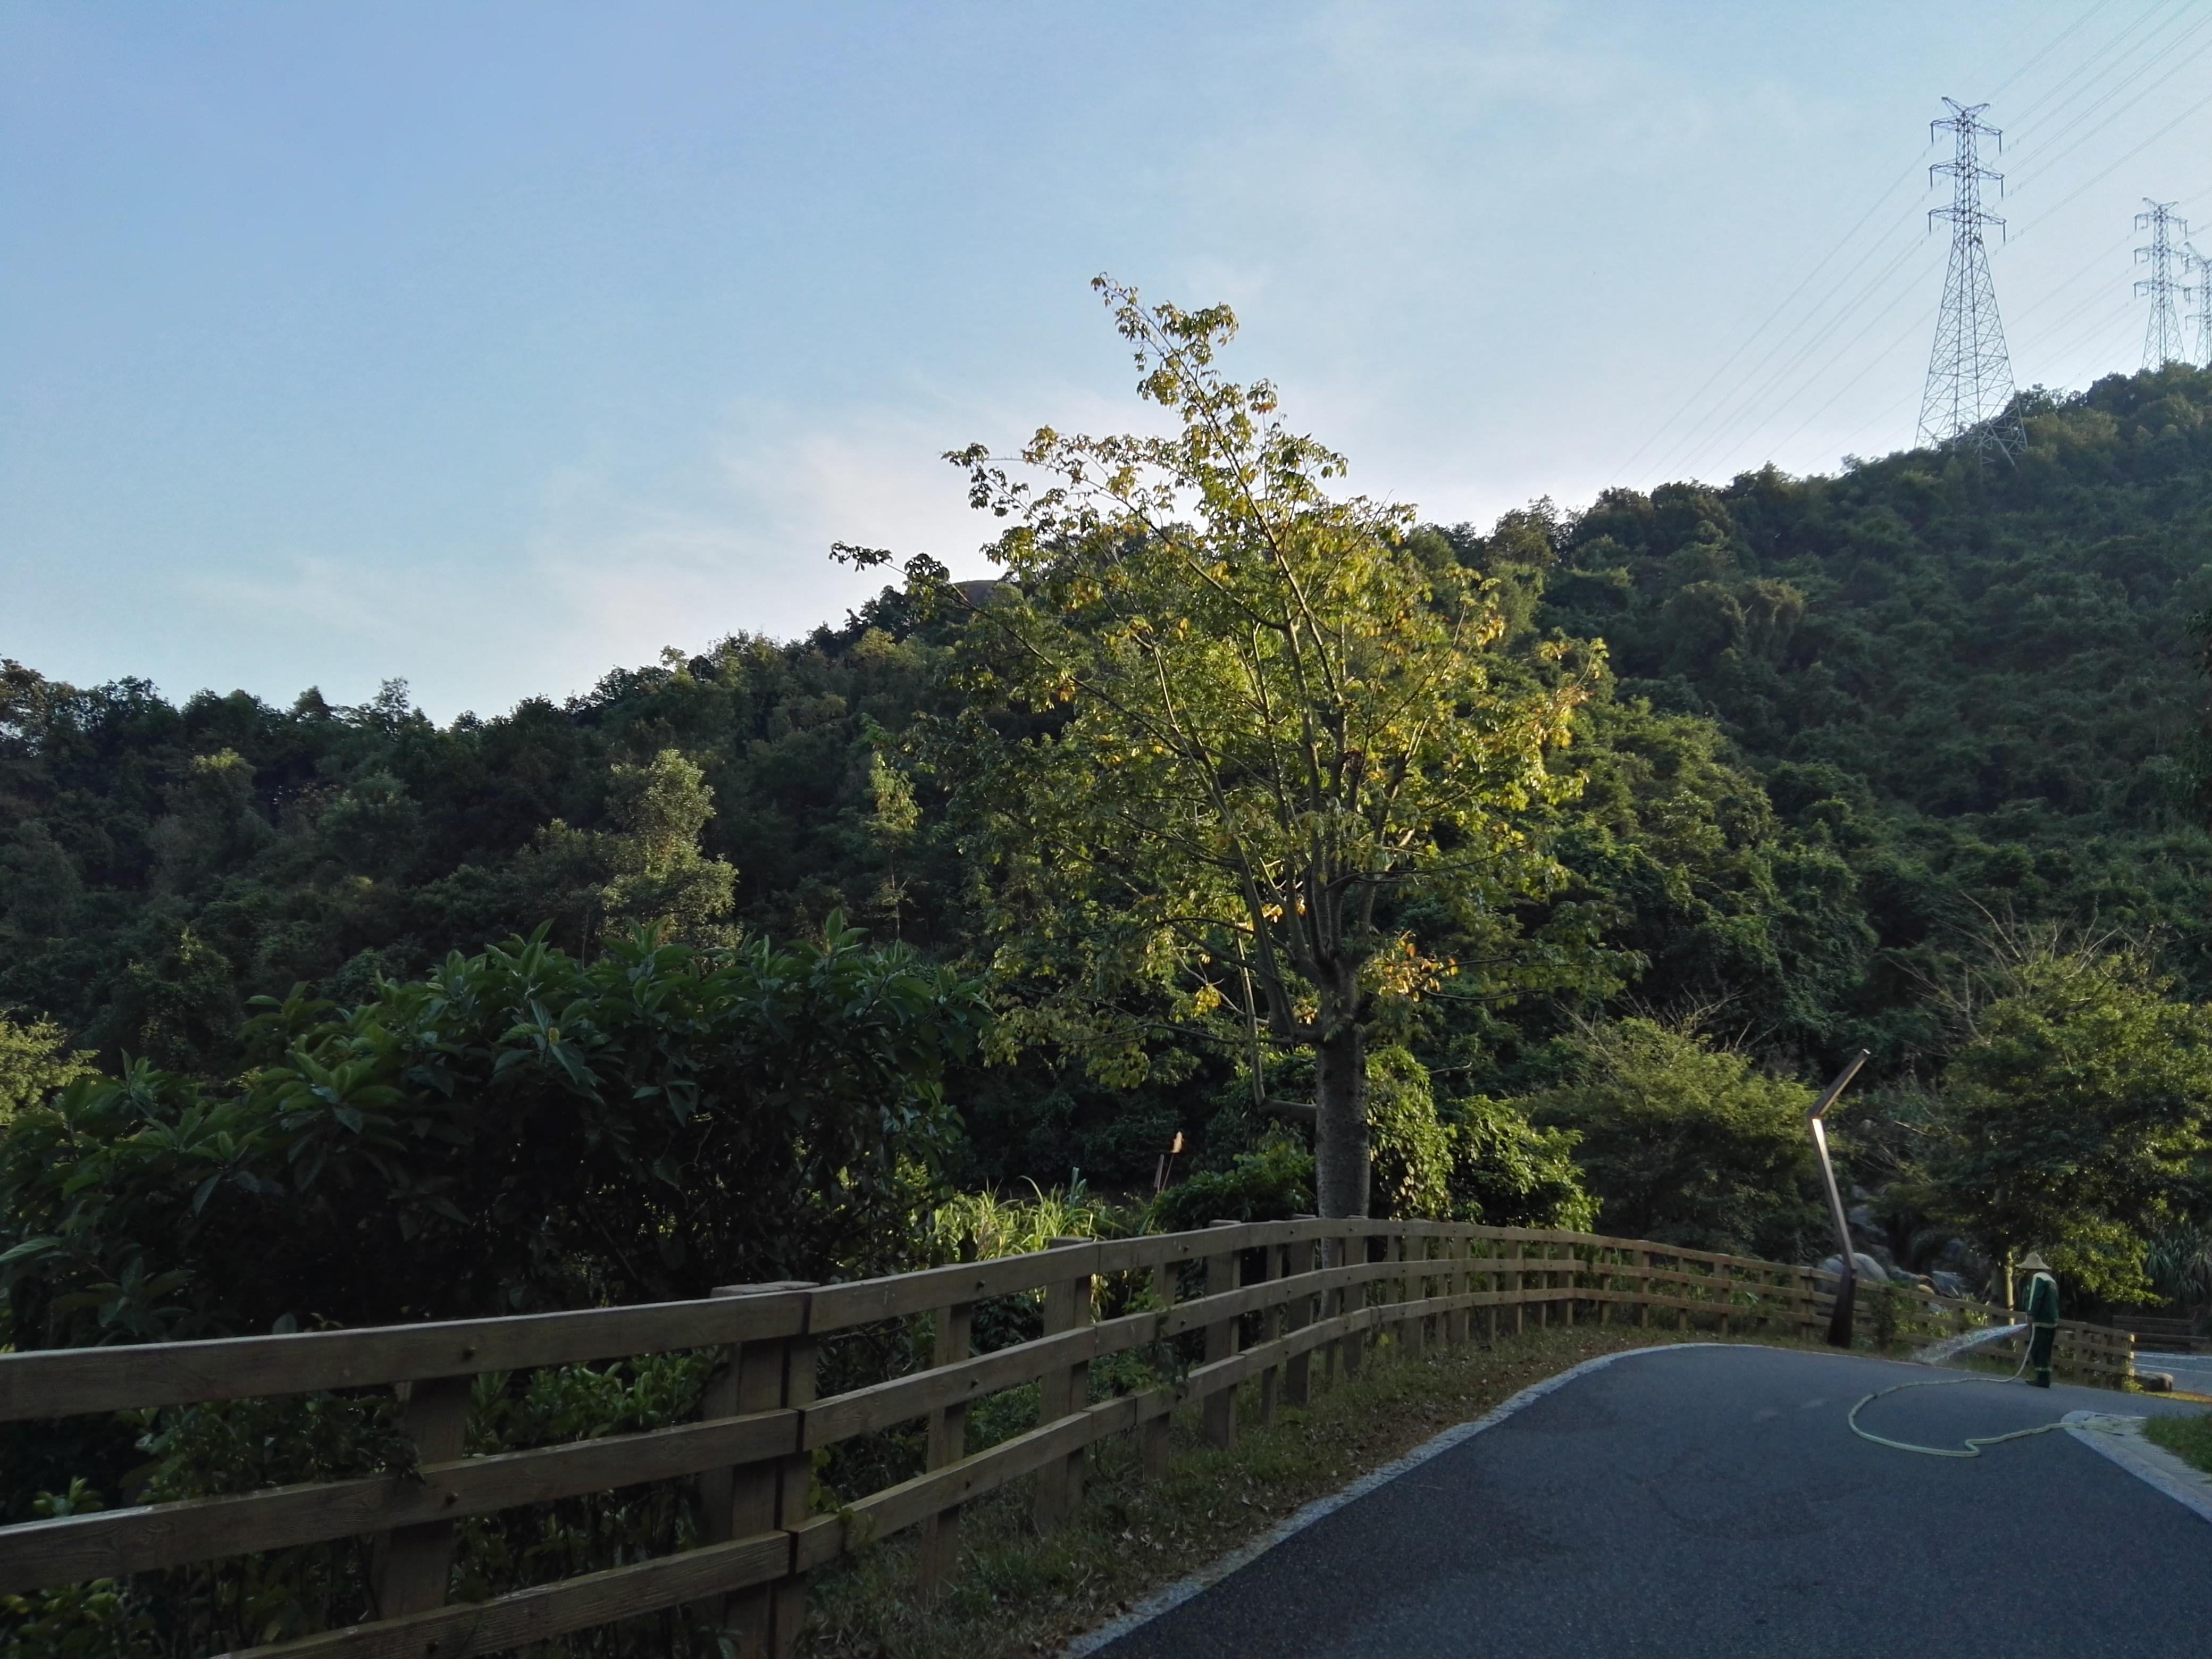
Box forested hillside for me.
[1534,365,2212,1053]
[9,356,2212,1330]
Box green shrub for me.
[0,916,988,1348]
[1519,1017,1821,1258]
[926,1176,1137,1263]
[1151,1134,1315,1232]
[1443,1094,1595,1230]
[1367,1048,1452,1220]
[1157,1048,1594,1233]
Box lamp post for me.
[1807,1050,1872,1348]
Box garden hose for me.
[1846,1318,2083,1459]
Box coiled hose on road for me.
[1847,1318,2090,1458]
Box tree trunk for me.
[1313,1021,1370,1219]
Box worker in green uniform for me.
[2020,1251,2059,1388]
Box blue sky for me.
[5,1,2206,718]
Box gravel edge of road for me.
[1057,1342,1730,1659]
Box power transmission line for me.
[2035,273,2135,354]
[1766,299,1942,466]
[2037,292,2139,381]
[2134,198,2188,367]
[2002,18,2212,229]
[2002,0,2182,135]
[1685,234,1940,480]
[2010,223,2142,324]
[1669,228,1935,482]
[1985,0,2126,111]
[2046,305,2147,389]
[1612,150,1931,485]
[1832,378,1941,468]
[2005,1,2209,179]
[2010,82,2212,238]
[1919,99,2022,457]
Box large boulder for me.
[1818,1252,1892,1285]
[1933,1236,1991,1283]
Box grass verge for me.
[2142,1409,2212,1474]
[796,1321,1822,1659]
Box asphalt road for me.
[2135,1348,2212,1396]
[1090,1345,2210,1659]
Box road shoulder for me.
[2063,1409,2212,1524]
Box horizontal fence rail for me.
[0,1220,2136,1658]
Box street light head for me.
[1806,1049,1872,1121]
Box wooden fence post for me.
[1034,1237,1093,1534]
[1204,1221,1241,1448]
[371,1373,472,1619]
[702,1280,818,1659]
[1716,1261,1732,1338]
[1481,1239,1497,1346]
[1418,1235,1438,1352]
[1342,1228,1369,1378]
[1394,1234,1418,1356]
[1285,1218,1318,1406]
[1256,1237,1281,1427]
[1563,1244,1578,1328]
[918,1297,973,1591]
[1636,1250,1651,1328]
[1320,1235,1340,1388]
[1509,1238,1524,1336]
[1143,1255,1176,1478]
[772,1324,817,1653]
[1445,1231,1470,1348]
[1420,1235,1440,1350]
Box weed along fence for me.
[0,1220,2135,1658]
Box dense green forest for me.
[15,299,2212,1657]
[11,352,2212,1344]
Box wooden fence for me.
[1837,1277,2135,1383]
[2109,1312,2208,1354]
[0,1219,2135,1658]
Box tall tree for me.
[1929,945,2212,1301]
[926,279,1593,1217]
[599,749,738,943]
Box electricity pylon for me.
[2136,200,2189,370]
[1918,99,2021,458]
[2187,244,2212,370]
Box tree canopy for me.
[929,279,1593,1216]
